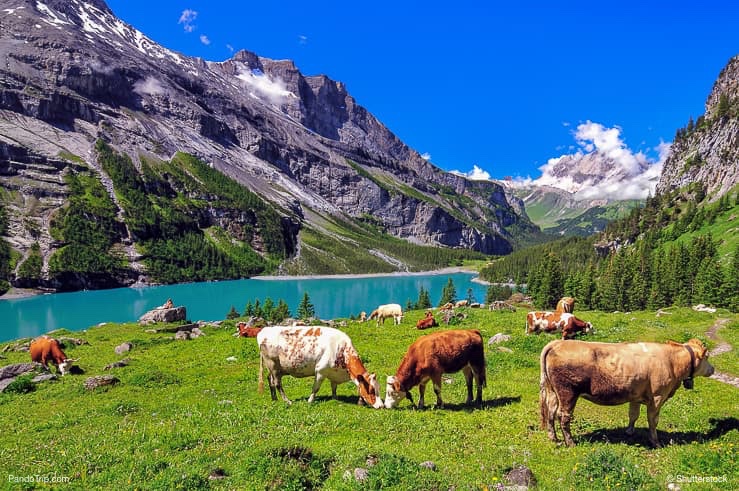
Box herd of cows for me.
[27,296,715,448]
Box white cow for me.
[367,303,403,326]
[257,326,383,408]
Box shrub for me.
[4,375,36,394]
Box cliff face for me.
[656,55,739,199]
[0,0,539,289]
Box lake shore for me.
[0,266,482,301]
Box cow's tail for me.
[258,352,265,393]
[539,341,556,430]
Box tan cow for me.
[539,338,714,447]
[384,329,486,409]
[555,296,575,313]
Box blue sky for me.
[105,0,739,183]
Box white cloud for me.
[178,9,197,33]
[298,35,308,45]
[450,164,491,181]
[533,121,668,200]
[199,34,210,45]
[236,68,295,105]
[421,152,431,161]
[133,76,166,96]
[226,43,234,53]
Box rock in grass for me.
[488,333,511,345]
[104,358,131,370]
[174,331,190,341]
[208,468,227,480]
[353,468,369,482]
[419,461,437,471]
[84,375,119,390]
[115,342,133,354]
[504,465,536,488]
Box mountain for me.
[656,55,739,199]
[0,0,541,291]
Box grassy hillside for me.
[1,308,736,489]
[546,200,642,237]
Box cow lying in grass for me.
[384,329,486,409]
[526,311,592,339]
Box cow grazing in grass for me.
[29,336,77,376]
[525,311,592,339]
[555,296,575,313]
[257,326,383,408]
[539,338,714,447]
[415,311,438,330]
[384,329,486,409]
[368,303,403,326]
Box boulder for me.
[138,306,187,325]
[84,375,119,390]
[504,465,536,488]
[115,342,133,354]
[488,333,511,345]
[104,358,131,370]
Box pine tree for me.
[226,305,240,320]
[405,298,413,312]
[694,257,723,306]
[415,286,432,309]
[532,253,564,309]
[262,297,275,323]
[253,299,263,319]
[438,278,457,306]
[724,246,739,312]
[243,300,254,317]
[465,287,475,304]
[297,292,315,320]
[273,299,291,323]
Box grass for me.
[0,308,737,489]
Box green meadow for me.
[0,307,737,490]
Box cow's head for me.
[355,373,383,409]
[584,322,594,334]
[686,338,714,378]
[384,375,408,409]
[58,358,78,376]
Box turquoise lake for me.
[0,272,487,342]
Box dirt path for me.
[705,318,739,389]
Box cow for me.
[454,300,469,308]
[539,338,714,447]
[525,311,592,339]
[384,329,486,409]
[236,322,263,338]
[367,303,403,326]
[415,311,438,330]
[438,302,454,311]
[257,326,383,408]
[555,296,575,313]
[29,336,77,376]
[359,311,367,323]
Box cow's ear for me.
[369,373,377,383]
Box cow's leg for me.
[418,382,427,409]
[463,366,474,405]
[543,385,560,442]
[275,375,292,405]
[646,400,662,448]
[432,374,444,408]
[307,374,325,403]
[268,373,278,401]
[626,401,641,436]
[558,392,578,446]
[330,381,339,400]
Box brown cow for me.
[525,311,592,339]
[236,322,263,337]
[384,329,486,409]
[555,296,575,313]
[540,338,714,447]
[29,336,77,375]
[415,311,438,330]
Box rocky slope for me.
[0,0,540,290]
[657,55,739,199]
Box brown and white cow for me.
[384,329,486,409]
[555,296,575,313]
[29,336,77,376]
[539,338,714,447]
[257,326,383,408]
[525,311,592,339]
[415,311,438,330]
